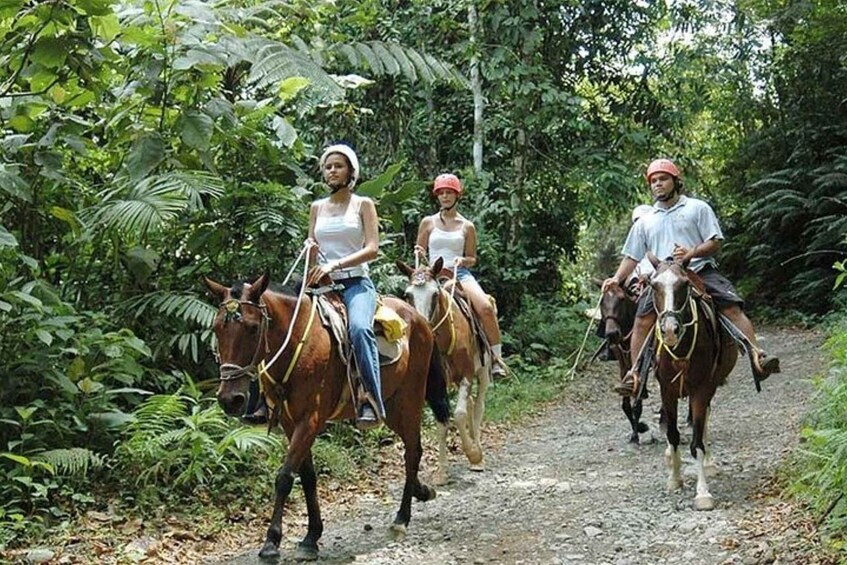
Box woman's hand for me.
[306,262,336,287]
[452,257,464,268]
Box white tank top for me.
[314,195,369,280]
[428,225,465,268]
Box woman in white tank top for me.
[414,173,506,378]
[305,143,384,428]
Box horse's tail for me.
[425,344,450,425]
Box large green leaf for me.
[126,133,166,182]
[0,225,19,248]
[179,111,214,150]
[356,162,404,198]
[0,164,29,201]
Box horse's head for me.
[204,272,271,416]
[396,257,444,323]
[648,253,693,348]
[595,278,637,345]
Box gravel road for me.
[217,328,828,565]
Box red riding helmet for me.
[432,173,463,196]
[645,159,681,183]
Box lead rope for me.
[431,266,458,333]
[567,292,604,381]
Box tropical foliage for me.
[1,0,846,552]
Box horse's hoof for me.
[433,472,449,486]
[667,479,683,492]
[637,422,649,433]
[704,463,719,478]
[694,494,715,511]
[467,449,484,466]
[423,485,437,501]
[469,460,485,472]
[258,541,280,560]
[389,523,407,542]
[295,542,319,561]
[628,434,640,445]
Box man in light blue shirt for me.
[602,159,780,395]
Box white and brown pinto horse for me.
[647,254,737,510]
[397,257,490,484]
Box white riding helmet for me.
[319,144,360,190]
[631,204,653,223]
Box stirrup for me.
[614,371,640,397]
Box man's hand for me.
[673,243,693,264]
[601,277,620,294]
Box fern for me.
[33,448,104,477]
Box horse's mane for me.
[229,280,300,300]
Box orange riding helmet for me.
[645,159,681,183]
[432,173,463,196]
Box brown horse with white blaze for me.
[647,254,737,510]
[397,257,490,484]
[204,273,449,560]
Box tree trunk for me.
[468,0,483,175]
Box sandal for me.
[614,370,640,397]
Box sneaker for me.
[242,405,268,425]
[491,361,508,380]
[752,351,781,382]
[356,404,380,430]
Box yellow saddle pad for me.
[375,301,407,342]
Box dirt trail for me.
[217,328,828,565]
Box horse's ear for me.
[432,256,444,274]
[396,259,414,277]
[647,252,660,268]
[203,276,228,300]
[592,277,603,289]
[249,271,270,300]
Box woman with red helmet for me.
[414,173,507,378]
[602,158,780,395]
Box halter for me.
[654,282,699,395]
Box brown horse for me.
[204,273,449,560]
[595,279,650,444]
[646,255,737,510]
[397,257,490,484]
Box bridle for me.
[216,298,270,382]
[653,272,699,363]
[407,264,458,356]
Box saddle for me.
[435,270,491,366]
[313,291,408,423]
[315,293,408,367]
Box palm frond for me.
[248,38,344,101]
[84,171,225,237]
[122,291,217,328]
[330,41,467,87]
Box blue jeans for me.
[337,277,384,414]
